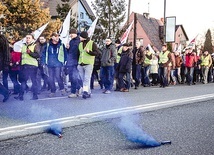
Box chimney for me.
[143,12,150,19]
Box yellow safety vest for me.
[45,43,65,64]
[201,54,211,66]
[159,50,170,64]
[144,51,152,65]
[21,44,38,67]
[116,46,123,63]
[78,40,95,65]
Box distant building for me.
[41,0,95,31]
[126,12,189,51]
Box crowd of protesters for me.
[0,30,214,102]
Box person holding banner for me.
[77,31,98,99]
[14,34,40,100]
[65,28,81,98]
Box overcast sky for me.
[87,0,214,40]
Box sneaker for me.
[82,91,90,99]
[104,90,111,94]
[31,94,38,100]
[68,93,77,98]
[48,93,55,98]
[3,92,10,102]
[14,95,24,101]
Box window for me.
[80,12,84,19]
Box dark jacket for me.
[66,36,80,67]
[0,35,10,71]
[101,43,116,67]
[35,41,47,65]
[42,39,67,67]
[132,47,144,65]
[117,49,133,73]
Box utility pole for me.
[133,13,137,48]
[163,0,166,43]
[127,0,131,23]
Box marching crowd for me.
[0,29,214,102]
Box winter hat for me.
[80,31,88,39]
[115,39,121,44]
[123,43,129,47]
[69,28,77,34]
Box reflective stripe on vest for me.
[45,43,64,64]
[78,40,95,65]
[201,55,211,66]
[159,51,170,64]
[116,46,123,63]
[21,44,38,66]
[144,51,152,65]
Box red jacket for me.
[185,53,196,67]
[10,51,21,71]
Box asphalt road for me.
[0,100,213,155]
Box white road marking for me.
[1,93,214,139]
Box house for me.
[41,0,95,31]
[127,12,189,51]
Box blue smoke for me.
[117,114,161,147]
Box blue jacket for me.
[42,39,67,67]
[66,36,80,67]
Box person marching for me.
[100,38,116,94]
[65,28,81,98]
[117,43,133,92]
[14,34,40,100]
[200,50,212,84]
[77,31,98,99]
[158,44,172,88]
[42,32,67,97]
[0,34,11,102]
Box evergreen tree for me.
[56,0,76,28]
[91,0,126,47]
[204,29,213,53]
[0,0,50,40]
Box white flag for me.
[13,22,49,52]
[177,44,182,53]
[147,44,155,54]
[59,9,71,46]
[87,17,99,39]
[120,20,134,44]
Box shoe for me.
[68,93,77,98]
[104,90,111,94]
[61,89,67,96]
[82,91,90,99]
[31,95,38,100]
[3,92,10,102]
[122,88,129,92]
[14,95,24,101]
[48,93,55,98]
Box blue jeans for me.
[3,70,9,90]
[9,70,21,93]
[185,67,194,84]
[100,66,114,90]
[67,66,82,94]
[118,72,131,89]
[159,66,168,87]
[132,64,141,87]
[48,67,64,93]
